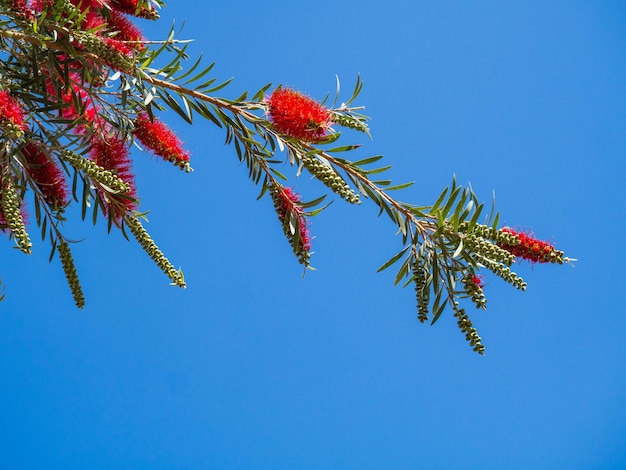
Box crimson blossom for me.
[267,88,331,142]
[133,112,191,170]
[498,227,563,264]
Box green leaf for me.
[431,290,446,325]
[491,212,500,231]
[352,155,384,166]
[440,186,462,219]
[386,182,414,191]
[431,186,449,212]
[377,246,410,273]
[300,194,327,209]
[182,59,216,85]
[252,83,273,102]
[365,166,392,175]
[467,202,484,233]
[394,258,412,286]
[327,144,361,153]
[452,239,464,259]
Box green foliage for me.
[0,0,571,354]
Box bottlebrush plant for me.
[0,0,572,354]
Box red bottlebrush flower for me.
[45,74,100,126]
[0,90,27,133]
[110,0,155,18]
[83,11,107,31]
[133,112,191,170]
[275,187,312,251]
[22,142,68,209]
[107,10,145,50]
[70,0,109,9]
[6,0,35,17]
[89,133,137,217]
[102,37,133,56]
[267,88,331,142]
[498,227,561,264]
[471,274,485,290]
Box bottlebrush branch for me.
[0,0,572,354]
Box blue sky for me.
[1,1,626,468]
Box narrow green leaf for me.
[431,291,447,325]
[377,245,410,272]
[491,212,500,231]
[468,202,484,232]
[431,186,449,212]
[327,144,361,153]
[452,239,464,259]
[365,166,392,175]
[394,258,412,286]
[386,182,414,191]
[352,155,383,166]
[441,186,462,219]
[300,194,327,209]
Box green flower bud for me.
[300,155,360,204]
[57,240,85,309]
[125,215,186,288]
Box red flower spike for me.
[69,0,108,8]
[107,10,145,50]
[6,0,34,17]
[471,274,485,290]
[110,0,156,18]
[0,90,27,132]
[267,88,331,142]
[89,134,137,217]
[22,143,69,209]
[498,227,560,264]
[276,187,311,251]
[44,73,101,128]
[133,112,191,170]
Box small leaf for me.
[377,246,410,273]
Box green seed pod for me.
[412,261,430,323]
[453,308,485,355]
[331,112,370,134]
[57,240,85,309]
[461,274,487,310]
[300,155,360,204]
[464,234,515,266]
[75,33,134,72]
[1,181,31,254]
[480,257,527,290]
[60,151,131,194]
[125,215,186,288]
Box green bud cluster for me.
[480,257,527,290]
[125,215,186,288]
[300,155,360,204]
[412,262,430,323]
[74,32,133,72]
[464,234,515,266]
[0,121,24,140]
[61,150,131,193]
[57,240,85,309]
[461,274,487,310]
[547,249,566,264]
[331,112,370,134]
[459,222,521,246]
[454,306,485,355]
[1,181,32,254]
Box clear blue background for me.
[1,1,625,468]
